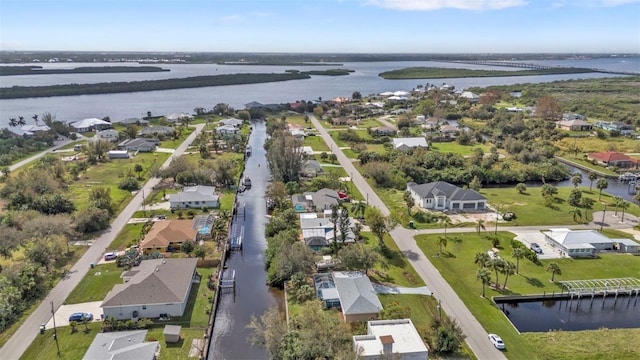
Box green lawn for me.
[158,126,195,149]
[415,231,640,360]
[430,141,490,156]
[304,135,330,151]
[556,156,618,176]
[109,223,144,250]
[65,262,124,304]
[362,232,424,287]
[21,322,103,360]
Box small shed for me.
[616,238,640,253]
[108,150,129,159]
[163,325,182,343]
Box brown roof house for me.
[139,220,198,254]
[101,258,198,320]
[588,151,638,169]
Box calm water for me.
[1,58,637,125]
[208,121,281,360]
[499,295,640,332]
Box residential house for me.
[370,126,396,136]
[588,151,638,169]
[244,101,282,110]
[595,121,634,135]
[114,118,150,126]
[331,116,350,126]
[333,271,383,322]
[118,138,157,152]
[21,124,51,133]
[392,138,429,152]
[139,220,198,253]
[542,228,617,257]
[617,238,640,253]
[290,128,306,139]
[107,150,130,159]
[439,124,458,136]
[563,113,586,121]
[219,118,244,128]
[556,119,592,131]
[459,91,480,103]
[139,126,174,136]
[91,129,120,143]
[353,319,429,360]
[216,124,240,136]
[70,118,112,133]
[300,215,355,250]
[414,115,426,125]
[300,146,315,156]
[101,258,198,320]
[165,113,192,123]
[291,188,340,213]
[302,159,323,178]
[407,181,487,211]
[83,330,159,360]
[169,185,219,209]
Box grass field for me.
[556,156,618,176]
[430,141,490,156]
[415,231,640,360]
[304,135,330,151]
[65,262,124,304]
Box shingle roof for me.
[333,271,383,315]
[119,138,156,149]
[543,229,614,246]
[589,151,637,163]
[139,126,173,135]
[70,118,111,129]
[139,220,197,249]
[83,330,158,360]
[392,137,428,149]
[408,181,486,201]
[101,258,197,307]
[311,188,340,210]
[169,185,219,204]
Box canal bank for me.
[207,120,283,360]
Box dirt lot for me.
[447,211,501,224]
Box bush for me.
[118,177,140,191]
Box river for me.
[1,58,637,125]
[208,121,281,360]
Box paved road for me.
[0,139,73,177]
[0,124,205,360]
[308,113,508,360]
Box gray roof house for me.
[333,271,383,322]
[101,258,198,320]
[169,185,219,209]
[91,129,120,143]
[542,228,617,258]
[216,124,240,136]
[292,188,340,213]
[407,181,486,211]
[300,215,356,250]
[139,126,174,136]
[302,159,323,178]
[114,118,150,126]
[83,330,158,360]
[118,138,157,152]
[392,138,428,152]
[70,118,112,133]
[219,118,244,128]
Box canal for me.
[208,120,283,360]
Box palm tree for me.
[436,236,447,257]
[620,200,630,223]
[612,196,624,216]
[474,252,490,268]
[571,173,582,188]
[476,268,492,297]
[511,247,525,274]
[8,118,18,128]
[17,116,26,126]
[502,261,516,289]
[32,114,39,126]
[442,217,452,237]
[588,172,598,191]
[476,219,486,234]
[596,178,608,201]
[489,258,505,289]
[546,262,562,282]
[569,207,582,223]
[403,191,415,216]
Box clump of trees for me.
[265,117,305,183]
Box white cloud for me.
[219,15,242,23]
[546,0,639,7]
[367,0,529,11]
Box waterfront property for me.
[101,258,198,320]
[169,185,220,209]
[542,228,620,257]
[300,213,356,250]
[588,151,638,169]
[139,125,174,136]
[314,271,384,322]
[139,220,198,253]
[407,181,486,211]
[292,188,340,213]
[219,118,244,128]
[83,330,159,360]
[353,319,429,359]
[70,118,112,133]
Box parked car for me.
[69,312,93,322]
[104,252,117,261]
[488,333,505,349]
[530,243,543,254]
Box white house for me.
[169,185,220,209]
[219,118,244,128]
[92,129,120,143]
[459,91,479,103]
[353,319,429,360]
[118,138,157,152]
[83,330,159,360]
[216,124,240,136]
[70,118,112,132]
[101,258,198,320]
[542,228,617,257]
[406,181,486,211]
[165,112,192,123]
[392,137,428,152]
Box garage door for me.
[463,203,476,209]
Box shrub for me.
[118,177,140,191]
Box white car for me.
[488,333,506,350]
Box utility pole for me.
[600,205,607,231]
[51,301,60,356]
[495,205,499,235]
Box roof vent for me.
[155,267,159,272]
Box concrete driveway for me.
[46,301,103,328]
[512,230,563,259]
[373,283,432,295]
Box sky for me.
[1,0,639,53]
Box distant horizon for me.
[1,1,639,54]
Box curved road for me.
[0,124,205,360]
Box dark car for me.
[530,243,543,254]
[69,312,93,322]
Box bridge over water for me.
[451,60,640,76]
